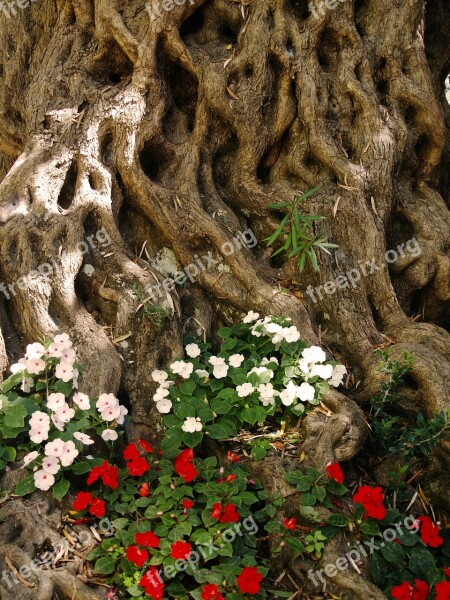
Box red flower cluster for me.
[227,451,240,463]
[73,492,106,518]
[236,566,263,595]
[140,566,165,600]
[352,485,386,520]
[174,448,198,483]
[135,531,160,548]
[171,540,191,560]
[435,581,450,600]
[391,580,430,600]
[326,462,344,484]
[210,502,240,523]
[201,584,224,600]
[182,499,194,512]
[417,516,443,548]
[87,460,119,489]
[123,443,151,477]
[138,438,155,453]
[284,517,297,531]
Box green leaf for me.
[359,520,381,536]
[300,493,316,506]
[326,514,350,527]
[241,407,257,425]
[206,423,229,440]
[4,404,28,428]
[266,215,289,247]
[53,477,70,501]
[369,552,389,587]
[15,477,36,497]
[94,556,117,575]
[2,447,16,462]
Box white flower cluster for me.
[245,312,301,345]
[10,334,128,491]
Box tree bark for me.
[0,0,449,597]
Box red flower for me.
[211,502,222,519]
[127,457,151,477]
[135,531,160,548]
[417,516,443,548]
[284,517,297,531]
[353,485,387,520]
[216,474,238,483]
[219,504,240,523]
[139,482,150,497]
[435,581,450,600]
[171,540,191,560]
[126,545,149,567]
[174,449,198,482]
[182,499,194,510]
[73,491,92,511]
[123,443,140,461]
[236,566,263,595]
[201,583,224,600]
[411,580,429,600]
[138,438,155,453]
[139,566,165,600]
[86,460,118,489]
[442,567,450,577]
[391,582,412,600]
[102,464,119,489]
[227,451,240,463]
[89,497,106,518]
[326,462,344,484]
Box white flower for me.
[10,358,27,374]
[151,370,168,384]
[21,377,34,393]
[73,392,90,410]
[229,354,245,368]
[153,387,170,401]
[283,326,300,343]
[195,369,209,381]
[101,429,118,441]
[236,383,255,398]
[185,343,201,358]
[100,404,121,422]
[208,356,226,366]
[34,470,55,491]
[258,383,277,406]
[54,333,72,348]
[51,412,65,431]
[116,405,128,425]
[302,346,327,364]
[182,417,202,433]
[311,364,333,380]
[279,384,296,406]
[25,343,45,360]
[73,432,94,445]
[47,392,66,412]
[96,393,118,411]
[213,364,229,379]
[159,380,174,389]
[298,358,311,375]
[297,382,315,402]
[55,361,74,382]
[22,451,39,467]
[170,360,193,379]
[29,427,50,444]
[42,456,60,475]
[243,311,259,323]
[156,398,172,413]
[25,358,45,375]
[44,439,65,457]
[264,322,283,334]
[60,348,77,363]
[29,411,50,429]
[329,365,347,387]
[60,441,79,467]
[56,403,75,423]
[248,366,273,379]
[261,356,279,366]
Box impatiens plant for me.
[74,443,274,599]
[152,313,346,457]
[0,334,128,498]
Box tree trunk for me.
[0,0,449,597]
